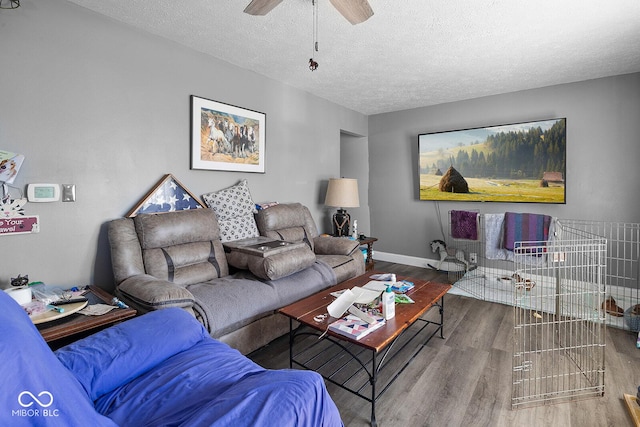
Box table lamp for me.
[324,178,359,237]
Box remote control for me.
[51,297,88,306]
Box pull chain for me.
[309,0,319,70]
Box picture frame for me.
[418,118,566,203]
[191,95,266,173]
[126,174,205,217]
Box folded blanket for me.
[484,213,512,261]
[451,210,478,240]
[503,212,552,252]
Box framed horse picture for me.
[190,95,266,173]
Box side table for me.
[358,236,378,271]
[36,285,136,349]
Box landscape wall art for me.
[418,118,566,203]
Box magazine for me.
[328,313,385,340]
[391,280,414,293]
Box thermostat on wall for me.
[27,183,60,202]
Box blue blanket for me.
[0,288,342,427]
[56,308,343,427]
[93,339,340,426]
[0,290,117,427]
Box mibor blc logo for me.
[12,391,59,418]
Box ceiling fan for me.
[244,0,374,25]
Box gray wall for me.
[2,1,638,288]
[368,73,640,263]
[0,0,366,290]
[340,133,370,237]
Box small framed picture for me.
[191,95,266,173]
[126,174,205,217]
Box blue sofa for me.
[0,290,342,426]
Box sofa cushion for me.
[134,209,229,284]
[186,275,282,338]
[255,203,317,251]
[218,213,261,243]
[226,245,316,280]
[313,235,360,256]
[316,253,364,284]
[135,208,221,248]
[268,260,337,307]
[186,261,337,338]
[56,308,208,402]
[248,247,317,280]
[202,180,259,242]
[117,275,196,311]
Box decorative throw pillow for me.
[217,214,260,242]
[202,180,259,242]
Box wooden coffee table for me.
[279,272,451,427]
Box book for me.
[391,280,414,294]
[328,313,385,340]
[395,294,414,304]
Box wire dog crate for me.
[449,214,640,332]
[511,224,606,408]
[442,212,624,408]
[556,220,640,332]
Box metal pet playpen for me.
[444,212,640,408]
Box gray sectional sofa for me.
[108,203,365,354]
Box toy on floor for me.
[428,239,472,272]
[602,296,624,317]
[512,273,536,291]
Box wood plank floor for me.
[249,261,640,427]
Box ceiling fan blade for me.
[243,0,283,16]
[329,0,374,25]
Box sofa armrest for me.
[116,274,195,313]
[313,236,359,256]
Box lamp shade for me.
[324,178,359,208]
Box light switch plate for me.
[62,184,76,202]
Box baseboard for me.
[373,251,437,268]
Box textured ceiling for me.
[65,0,640,115]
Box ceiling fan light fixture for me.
[308,0,320,71]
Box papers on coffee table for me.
[362,280,389,292]
[327,282,386,319]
